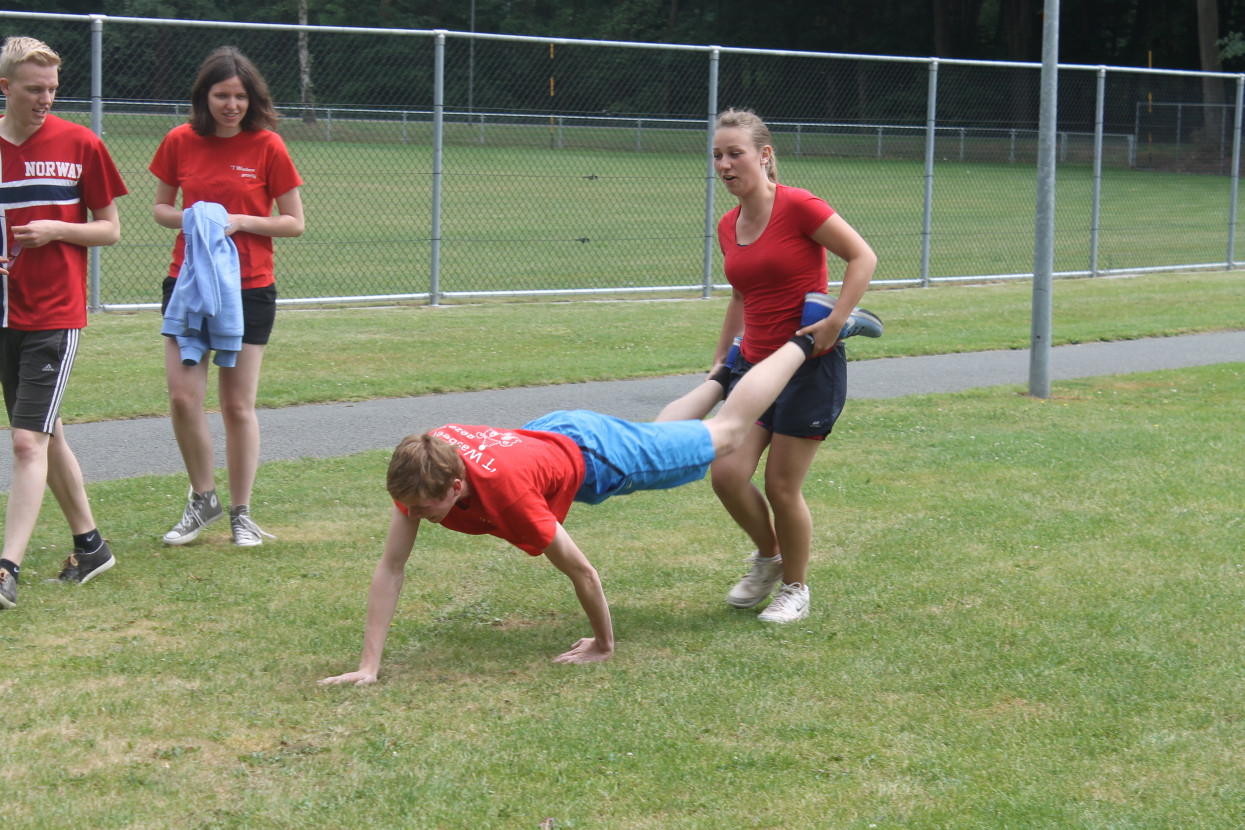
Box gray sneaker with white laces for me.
[758,582,810,623]
[726,551,784,609]
[0,570,15,609]
[230,506,274,547]
[164,488,224,546]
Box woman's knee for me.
[219,396,258,427]
[710,456,752,494]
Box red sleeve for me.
[494,491,561,556]
[79,134,128,210]
[263,132,303,198]
[148,127,181,187]
[786,186,835,235]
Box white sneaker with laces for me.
[726,551,784,609]
[230,506,275,547]
[758,582,810,623]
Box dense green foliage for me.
[13,0,1245,72]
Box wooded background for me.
[15,0,1245,75]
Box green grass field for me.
[1,272,1243,827]
[80,111,1244,305]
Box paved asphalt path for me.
[2,331,1242,490]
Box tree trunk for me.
[932,0,985,57]
[299,0,317,124]
[1195,0,1224,143]
[1001,0,1036,128]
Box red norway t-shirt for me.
[149,124,302,289]
[718,184,835,363]
[394,424,586,556]
[0,114,128,330]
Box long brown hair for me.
[189,46,279,136]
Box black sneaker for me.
[0,570,15,609]
[56,540,116,584]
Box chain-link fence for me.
[3,10,1243,308]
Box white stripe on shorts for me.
[42,328,79,434]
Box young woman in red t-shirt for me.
[150,47,305,548]
[709,108,877,624]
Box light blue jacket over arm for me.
[160,201,244,368]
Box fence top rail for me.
[54,100,1141,138]
[3,9,1243,81]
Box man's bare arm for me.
[543,523,615,663]
[319,506,419,685]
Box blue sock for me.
[0,558,19,583]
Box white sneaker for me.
[230,506,274,547]
[726,551,784,609]
[758,582,810,623]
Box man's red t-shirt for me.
[0,114,128,330]
[394,424,586,556]
[718,184,835,363]
[149,124,302,290]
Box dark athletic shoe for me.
[56,541,116,584]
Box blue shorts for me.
[522,410,716,506]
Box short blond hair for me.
[387,433,465,504]
[0,37,61,81]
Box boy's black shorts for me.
[728,343,847,439]
[0,327,79,434]
[162,277,278,346]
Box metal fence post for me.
[88,16,104,312]
[430,31,445,305]
[702,48,720,299]
[1090,66,1105,277]
[1228,75,1243,269]
[921,59,938,288]
[1175,102,1183,171]
[1030,0,1060,400]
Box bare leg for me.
[45,418,96,535]
[219,343,266,509]
[703,341,805,457]
[1,428,51,567]
[764,434,820,585]
[710,426,780,560]
[655,379,724,422]
[165,337,216,494]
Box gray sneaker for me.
[758,582,810,623]
[163,488,224,546]
[0,570,15,609]
[726,551,784,609]
[230,506,274,548]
